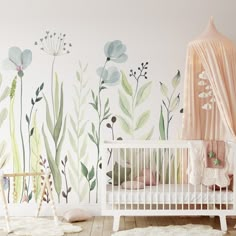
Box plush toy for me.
[106,162,131,186]
[134,168,157,186]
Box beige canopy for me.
[182,19,236,141]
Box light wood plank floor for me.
[1,216,236,235]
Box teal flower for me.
[96,66,120,86]
[3,47,32,77]
[104,40,128,63]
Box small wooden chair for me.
[0,171,58,233]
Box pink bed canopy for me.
[182,18,236,141]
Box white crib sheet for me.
[106,184,233,204]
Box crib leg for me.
[113,215,120,232]
[219,215,227,232]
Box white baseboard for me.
[0,203,101,217]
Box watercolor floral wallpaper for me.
[0,0,235,210]
[0,37,182,204]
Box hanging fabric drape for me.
[182,19,236,141]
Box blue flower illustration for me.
[3,47,32,77]
[96,66,120,86]
[104,40,128,63]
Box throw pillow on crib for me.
[134,168,157,186]
[63,208,92,222]
[121,181,144,189]
[106,162,131,185]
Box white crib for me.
[101,140,236,232]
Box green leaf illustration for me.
[90,179,96,191]
[70,116,77,135]
[0,87,10,102]
[118,90,132,118]
[118,115,131,135]
[0,108,8,128]
[53,83,64,145]
[67,152,79,194]
[44,95,54,137]
[0,141,9,169]
[135,81,152,106]
[30,111,41,201]
[54,72,60,119]
[121,71,132,96]
[88,166,94,181]
[141,126,154,140]
[42,125,62,200]
[76,71,80,82]
[55,116,67,167]
[172,70,181,89]
[79,137,87,158]
[68,130,77,153]
[170,94,180,112]
[159,106,166,140]
[9,98,22,202]
[160,82,168,97]
[88,133,97,145]
[81,162,88,178]
[135,110,150,130]
[78,121,88,138]
[30,127,34,136]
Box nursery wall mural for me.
[0,33,182,205]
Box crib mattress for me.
[106,184,234,204]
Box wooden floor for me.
[1,216,236,235]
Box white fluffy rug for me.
[112,224,224,236]
[0,217,82,236]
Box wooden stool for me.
[0,171,58,233]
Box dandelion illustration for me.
[36,31,70,201]
[35,31,72,125]
[34,31,72,56]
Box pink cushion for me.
[134,168,157,186]
[63,208,92,222]
[121,181,144,189]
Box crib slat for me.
[181,148,184,210]
[118,148,120,210]
[187,151,189,210]
[162,148,165,210]
[175,148,177,210]
[213,184,216,210]
[156,148,159,210]
[150,148,152,210]
[220,187,222,210]
[125,148,127,211]
[207,183,209,210]
[201,183,203,210]
[226,185,228,210]
[144,148,146,210]
[168,148,171,210]
[112,149,114,210]
[131,148,133,210]
[138,148,140,210]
